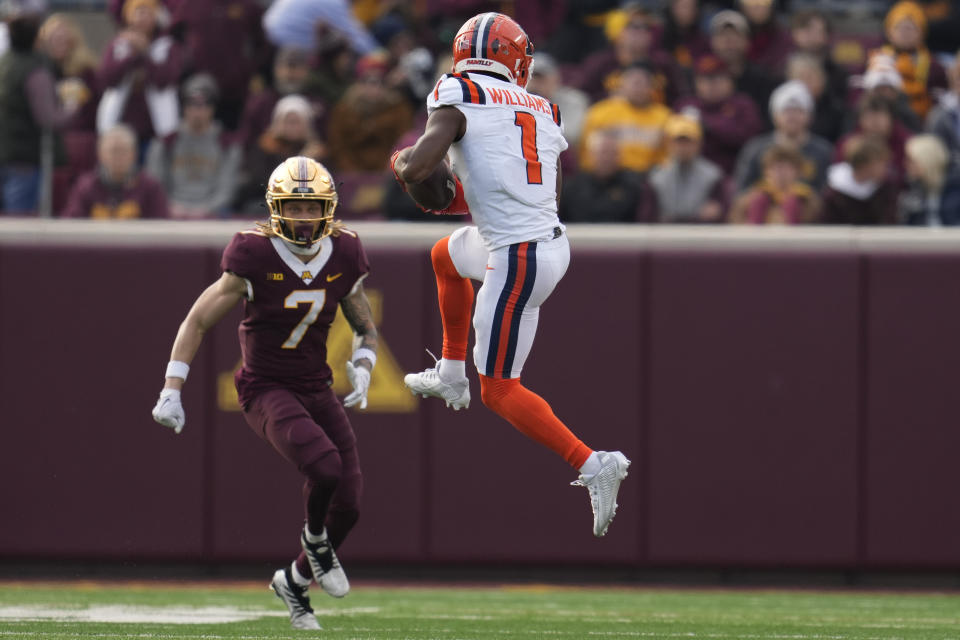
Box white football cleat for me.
[404,367,470,410]
[301,527,350,598]
[270,568,322,630]
[571,451,631,537]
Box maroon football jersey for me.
[221,229,370,405]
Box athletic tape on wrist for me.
[352,348,377,369]
[165,360,190,381]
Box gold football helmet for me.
[265,156,338,246]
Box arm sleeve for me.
[60,175,93,218]
[708,175,728,210]
[97,37,144,88]
[703,98,763,147]
[349,235,371,294]
[221,233,254,278]
[25,68,71,129]
[206,143,243,213]
[145,37,183,88]
[733,140,761,194]
[143,137,168,186]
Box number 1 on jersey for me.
[514,111,542,184]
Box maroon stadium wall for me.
[1,221,959,570]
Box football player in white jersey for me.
[391,12,630,537]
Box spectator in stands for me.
[302,22,360,108]
[370,13,435,111]
[898,133,960,225]
[61,123,169,218]
[96,0,182,146]
[539,3,610,65]
[233,94,323,215]
[738,0,791,73]
[526,52,590,148]
[659,0,711,70]
[559,129,656,223]
[789,9,848,106]
[856,56,923,131]
[821,135,898,225]
[786,53,845,143]
[734,80,834,194]
[870,0,947,122]
[921,0,960,56]
[38,14,102,213]
[573,7,686,105]
[38,13,98,132]
[648,113,726,223]
[145,73,241,219]
[236,47,327,152]
[171,0,267,131]
[0,13,72,214]
[834,93,910,186]
[729,144,821,224]
[326,53,413,172]
[262,0,378,55]
[580,61,672,174]
[708,9,779,124]
[674,53,763,174]
[106,0,173,25]
[926,50,960,176]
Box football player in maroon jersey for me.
[152,156,377,630]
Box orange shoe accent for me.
[479,374,593,469]
[431,236,473,361]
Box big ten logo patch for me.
[217,288,417,413]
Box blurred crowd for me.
[1,0,959,225]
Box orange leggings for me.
[479,375,592,469]
[432,236,592,470]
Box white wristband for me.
[165,360,190,381]
[352,348,377,369]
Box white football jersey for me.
[427,72,568,251]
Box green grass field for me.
[0,580,958,639]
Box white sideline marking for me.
[0,605,379,624]
[0,605,285,624]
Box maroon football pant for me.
[242,384,362,579]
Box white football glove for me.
[343,361,370,410]
[152,388,185,434]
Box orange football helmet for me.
[452,13,534,88]
[264,156,338,246]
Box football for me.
[407,160,456,211]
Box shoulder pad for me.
[427,73,488,109]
